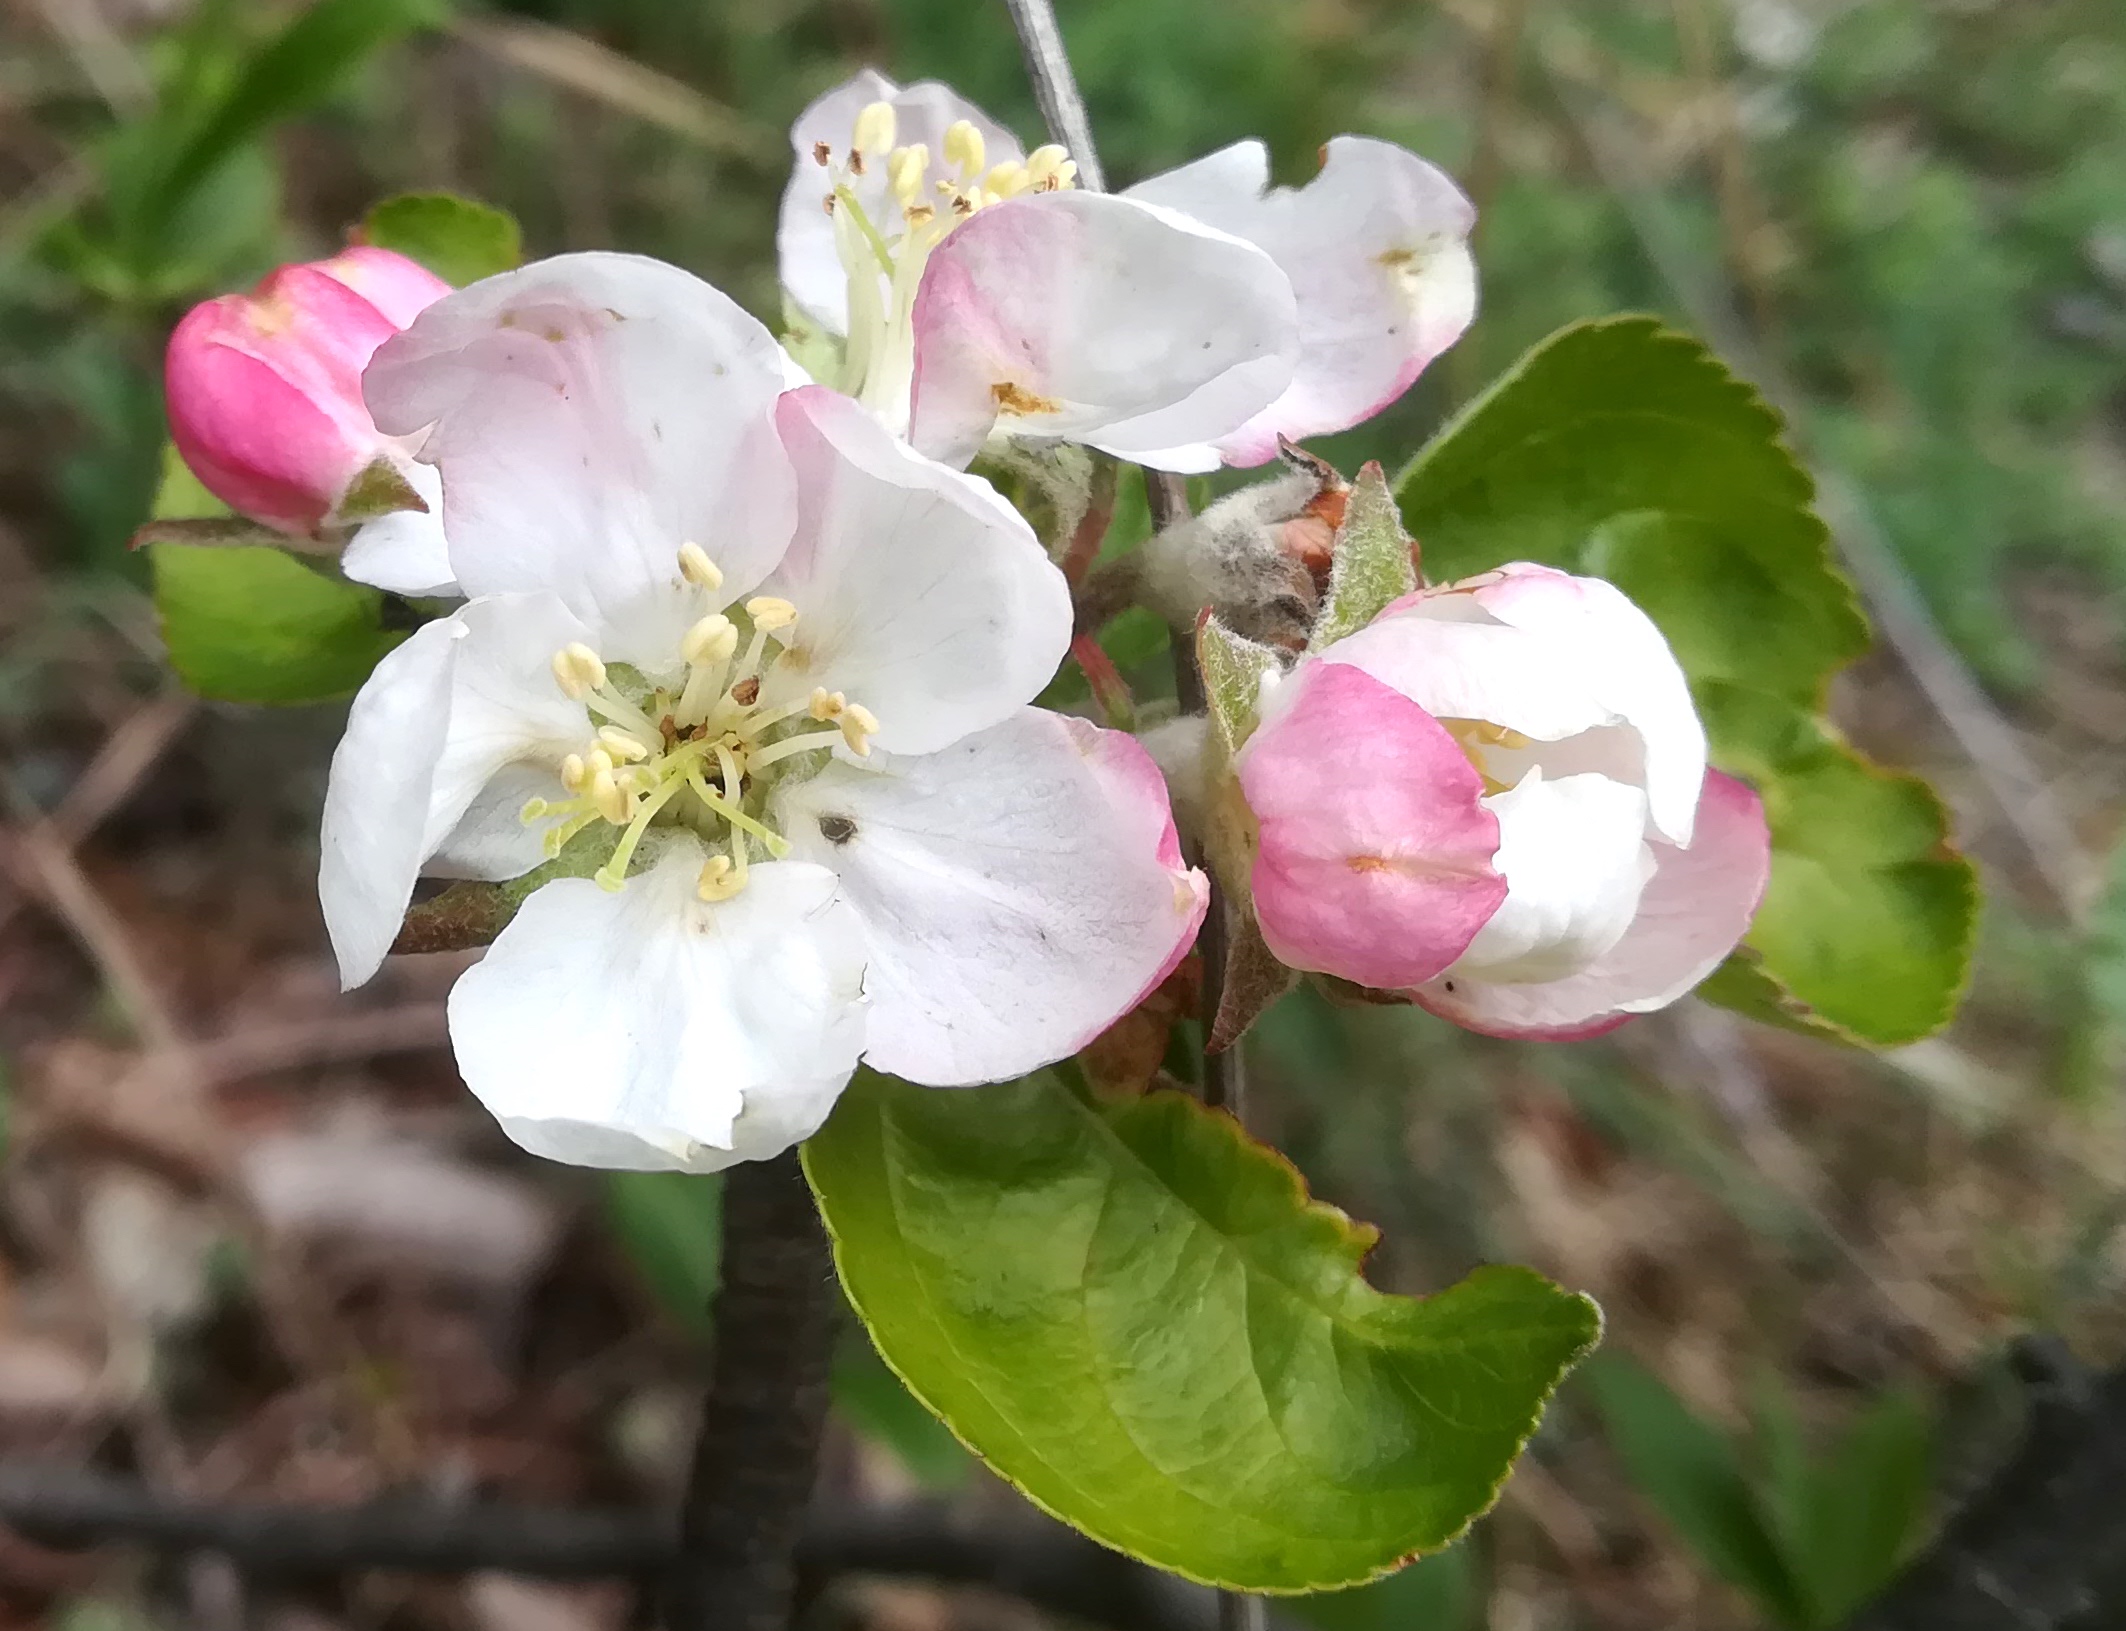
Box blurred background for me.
[1,0,2124,1626]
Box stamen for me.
[550,642,607,699]
[745,596,799,633]
[748,728,847,768]
[944,120,986,180]
[713,739,745,803]
[559,753,588,794]
[682,613,739,666]
[677,541,724,590]
[1026,145,1077,191]
[589,765,630,825]
[888,144,930,207]
[698,854,742,902]
[595,775,691,890]
[839,702,881,756]
[598,726,651,763]
[985,160,1029,199]
[811,140,832,167]
[853,100,897,158]
[542,809,600,859]
[808,688,846,722]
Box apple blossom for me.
[320,252,1205,1171]
[1236,563,1770,1039]
[779,71,1473,472]
[165,246,456,595]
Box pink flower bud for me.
[165,248,451,535]
[1236,563,1770,1038]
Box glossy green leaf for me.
[149,445,405,706]
[1583,1354,1810,1625]
[361,192,523,287]
[805,1068,1601,1591]
[603,1171,722,1336]
[1397,317,1867,708]
[1310,462,1417,653]
[1694,684,1976,1045]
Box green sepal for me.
[1309,461,1417,653]
[360,192,523,287]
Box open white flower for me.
[776,70,1475,471]
[322,252,1206,1171]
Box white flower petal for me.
[338,457,456,597]
[778,70,1025,335]
[449,847,868,1172]
[1448,771,1654,984]
[364,252,797,666]
[1416,770,1770,1039]
[907,192,1298,470]
[772,709,1205,1086]
[1128,137,1476,463]
[758,387,1071,754]
[319,593,592,990]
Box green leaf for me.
[148,445,406,706]
[1583,1354,1811,1626]
[1397,317,1867,709]
[603,1172,722,1336]
[1694,684,1976,1045]
[832,1336,972,1490]
[1310,462,1417,653]
[152,543,406,704]
[804,1068,1601,1592]
[2067,834,2126,1101]
[361,192,523,287]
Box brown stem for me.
[664,1153,838,1631]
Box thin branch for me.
[665,1152,839,1630]
[0,1466,1240,1631]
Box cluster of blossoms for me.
[162,70,1765,1173]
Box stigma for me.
[519,545,882,902]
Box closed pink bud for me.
[165,248,451,535]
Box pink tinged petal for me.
[758,387,1072,754]
[363,252,798,667]
[907,192,1299,470]
[337,456,455,597]
[1330,562,1706,845]
[1061,715,1210,1010]
[318,245,452,330]
[770,709,1208,1086]
[319,592,594,990]
[778,70,1025,335]
[1128,136,1477,464]
[1447,771,1654,983]
[448,848,869,1172]
[1414,770,1770,1039]
[166,263,407,533]
[1236,659,1505,990]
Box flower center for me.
[520,542,880,903]
[812,101,1078,426]
[1439,717,1531,797]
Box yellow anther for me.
[559,753,588,794]
[598,726,650,763]
[745,596,799,633]
[697,854,743,902]
[589,767,629,825]
[682,612,738,666]
[585,748,616,778]
[944,120,986,179]
[808,687,847,721]
[984,160,1029,199]
[888,143,930,206]
[852,100,897,158]
[1026,145,1077,190]
[551,642,607,699]
[677,541,723,590]
[839,702,881,756]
